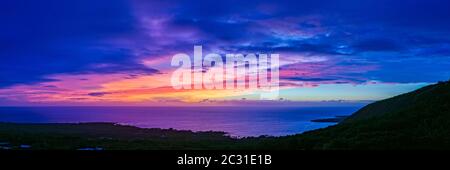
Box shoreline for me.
[0,122,238,150]
[310,116,348,123]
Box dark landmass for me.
[311,116,348,123]
[291,80,450,150]
[0,80,449,150]
[0,122,235,150]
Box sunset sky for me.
[0,0,449,105]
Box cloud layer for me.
[0,0,449,105]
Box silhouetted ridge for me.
[293,80,450,149]
[344,80,450,122]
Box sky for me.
[0,0,449,106]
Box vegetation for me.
[0,122,236,150]
[271,80,450,150]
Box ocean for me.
[0,106,362,137]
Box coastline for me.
[310,116,348,123]
[0,122,236,150]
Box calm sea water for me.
[0,106,362,137]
